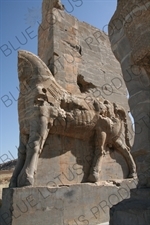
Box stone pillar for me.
[108,1,150,224]
[109,0,150,188]
[38,0,130,106]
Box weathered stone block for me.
[0,180,137,225]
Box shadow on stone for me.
[109,188,150,225]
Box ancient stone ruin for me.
[0,0,138,224]
[8,50,136,188]
[108,0,150,224]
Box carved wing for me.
[18,50,68,103]
[18,50,68,131]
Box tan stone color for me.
[109,0,150,188]
[9,51,136,187]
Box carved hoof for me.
[9,177,17,188]
[128,172,137,179]
[17,173,34,187]
[87,172,99,183]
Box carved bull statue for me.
[9,50,136,187]
[109,0,150,187]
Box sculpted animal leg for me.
[9,134,28,188]
[17,116,49,187]
[114,139,137,178]
[88,129,106,182]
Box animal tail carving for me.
[123,116,131,149]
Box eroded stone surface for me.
[9,50,136,188]
[0,1,140,224]
[108,1,150,224]
[7,0,137,189]
[34,0,136,188]
[109,188,150,225]
[35,138,129,186]
[0,180,137,225]
[38,0,130,108]
[109,0,150,188]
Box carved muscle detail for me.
[9,50,137,188]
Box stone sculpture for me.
[9,50,136,187]
[108,1,150,224]
[109,0,150,188]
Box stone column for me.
[108,1,150,224]
[109,0,150,188]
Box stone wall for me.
[109,0,150,187]
[38,0,129,107]
[35,1,136,186]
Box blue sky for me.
[0,0,117,162]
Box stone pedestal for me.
[0,180,137,225]
[109,188,150,225]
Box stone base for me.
[0,179,137,225]
[98,223,109,225]
[109,188,150,225]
